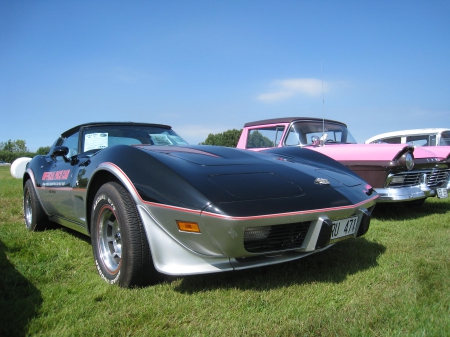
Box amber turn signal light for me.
[176,221,201,233]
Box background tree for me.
[36,146,51,155]
[0,139,47,163]
[247,130,274,148]
[0,139,29,152]
[14,140,28,152]
[200,129,242,147]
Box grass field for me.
[1,165,449,336]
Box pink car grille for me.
[388,168,450,188]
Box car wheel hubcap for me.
[24,190,32,227]
[98,205,122,273]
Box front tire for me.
[91,182,162,288]
[23,179,48,231]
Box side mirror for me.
[51,146,70,162]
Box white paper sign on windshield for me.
[84,133,108,152]
[150,134,173,146]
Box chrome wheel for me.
[24,188,33,228]
[97,205,122,273]
[23,180,47,231]
[91,182,162,287]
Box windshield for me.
[285,121,357,146]
[82,125,188,152]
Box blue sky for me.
[1,0,449,151]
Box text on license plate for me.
[437,188,448,199]
[331,216,359,240]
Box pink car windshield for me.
[285,121,357,146]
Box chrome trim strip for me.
[48,215,89,235]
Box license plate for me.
[331,216,359,240]
[437,188,448,199]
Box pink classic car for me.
[236,117,450,204]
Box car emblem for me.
[315,177,330,185]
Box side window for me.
[246,127,284,148]
[430,135,436,146]
[381,137,402,144]
[61,132,79,156]
[439,132,450,146]
[406,135,429,147]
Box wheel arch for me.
[85,164,143,236]
[23,169,35,188]
[22,168,49,215]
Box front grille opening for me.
[427,169,450,187]
[243,221,311,253]
[388,168,450,188]
[388,173,421,187]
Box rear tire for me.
[91,182,162,288]
[23,179,48,231]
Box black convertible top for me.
[61,122,172,137]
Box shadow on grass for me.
[0,240,43,337]
[373,199,450,221]
[173,237,385,294]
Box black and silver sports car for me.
[21,122,378,287]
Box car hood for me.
[129,145,375,216]
[136,145,362,191]
[412,146,450,161]
[305,143,413,161]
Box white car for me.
[365,128,450,146]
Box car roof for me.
[365,128,450,143]
[243,117,347,128]
[61,122,173,137]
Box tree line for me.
[200,129,273,148]
[0,139,50,163]
[200,129,242,147]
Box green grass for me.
[1,165,449,336]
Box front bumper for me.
[376,169,450,203]
[374,183,450,203]
[137,199,376,276]
[421,178,450,198]
[374,186,426,203]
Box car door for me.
[37,131,80,221]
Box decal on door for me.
[42,170,70,187]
